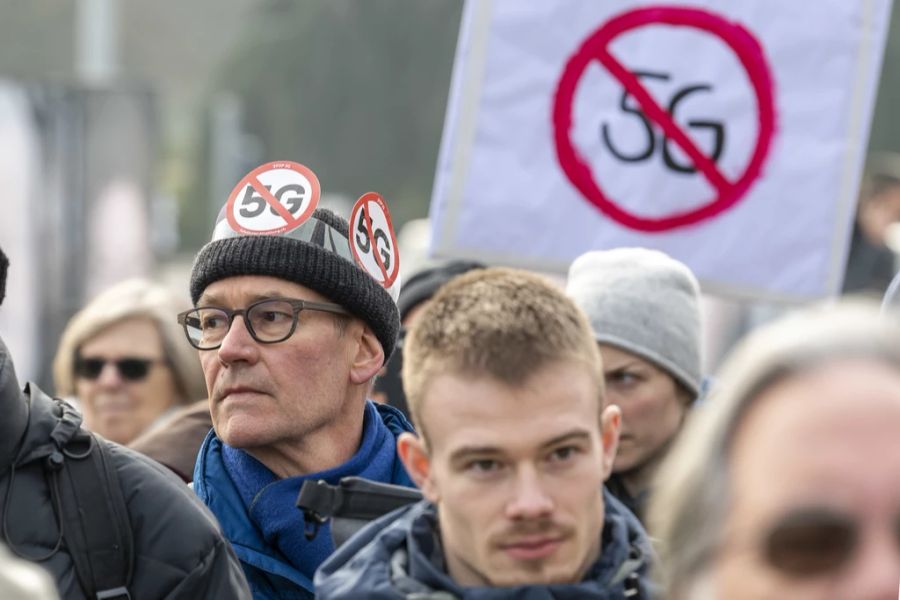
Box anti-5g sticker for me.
[350,192,401,301]
[225,160,321,236]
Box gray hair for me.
[53,278,207,404]
[648,300,900,597]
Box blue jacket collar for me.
[315,489,659,599]
[192,400,416,597]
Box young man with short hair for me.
[316,267,657,598]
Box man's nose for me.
[216,315,259,364]
[504,467,555,520]
[840,527,900,600]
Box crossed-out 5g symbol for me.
[600,70,725,174]
[355,207,393,272]
[239,184,306,218]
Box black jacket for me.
[0,338,251,599]
[315,489,659,599]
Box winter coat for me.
[0,338,251,599]
[192,401,416,599]
[129,400,213,482]
[605,474,648,525]
[315,489,659,599]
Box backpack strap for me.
[297,477,422,523]
[52,431,134,600]
[296,477,423,546]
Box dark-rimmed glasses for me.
[177,298,350,350]
[74,357,163,381]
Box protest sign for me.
[430,1,891,300]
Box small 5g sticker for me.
[350,192,401,297]
[225,161,320,235]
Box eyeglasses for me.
[761,507,900,577]
[177,297,350,350]
[74,357,162,381]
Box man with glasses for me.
[182,203,414,599]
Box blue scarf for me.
[222,401,405,581]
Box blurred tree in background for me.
[3,0,900,254]
[2,0,900,389]
[181,0,462,250]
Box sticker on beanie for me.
[224,160,320,236]
[349,192,401,301]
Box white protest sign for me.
[225,160,320,236]
[429,1,892,301]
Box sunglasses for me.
[762,507,900,577]
[74,357,163,382]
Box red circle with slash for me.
[349,192,400,288]
[225,160,321,235]
[552,5,777,232]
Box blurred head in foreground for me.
[650,301,900,599]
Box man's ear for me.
[348,323,385,385]
[397,432,440,502]
[599,404,621,481]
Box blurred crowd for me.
[0,156,899,600]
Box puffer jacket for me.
[315,489,659,599]
[192,401,416,599]
[0,338,251,599]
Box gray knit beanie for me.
[566,248,702,398]
[190,207,400,362]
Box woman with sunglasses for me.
[650,301,900,599]
[53,279,207,447]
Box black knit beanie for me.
[397,260,485,322]
[190,208,400,361]
[0,245,8,308]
